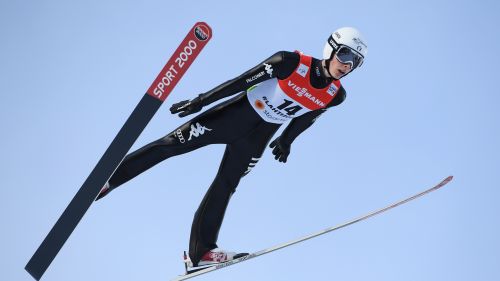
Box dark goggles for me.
[335,46,364,69]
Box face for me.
[328,55,353,79]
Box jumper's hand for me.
[170,96,203,117]
[269,137,291,163]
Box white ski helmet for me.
[323,27,368,69]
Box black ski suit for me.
[105,51,346,265]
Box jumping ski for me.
[25,22,213,280]
[172,176,453,281]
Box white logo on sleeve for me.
[296,63,309,77]
[264,63,274,77]
[175,129,186,143]
[188,122,212,141]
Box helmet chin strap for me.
[323,58,335,78]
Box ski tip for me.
[437,175,453,188]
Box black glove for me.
[269,137,291,163]
[170,95,204,117]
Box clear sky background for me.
[2,0,499,280]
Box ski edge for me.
[171,176,453,281]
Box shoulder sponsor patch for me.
[296,63,309,78]
[327,83,338,96]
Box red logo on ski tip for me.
[194,24,210,41]
[146,22,212,102]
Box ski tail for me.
[25,22,212,281]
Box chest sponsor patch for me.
[296,63,309,78]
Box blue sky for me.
[1,0,500,280]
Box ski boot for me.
[183,248,248,273]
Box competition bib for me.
[247,52,341,124]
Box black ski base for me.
[25,94,162,280]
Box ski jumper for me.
[105,51,347,265]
